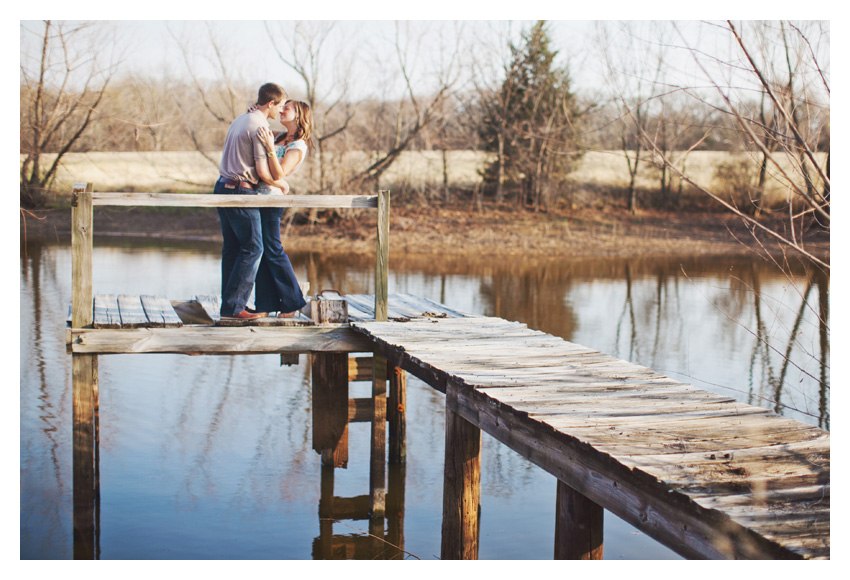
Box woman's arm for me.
[279,148,304,177]
[258,127,285,181]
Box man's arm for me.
[257,157,290,194]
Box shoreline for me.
[20,205,830,262]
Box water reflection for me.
[20,236,828,559]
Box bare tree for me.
[349,21,462,191]
[20,20,123,207]
[630,20,829,268]
[265,21,357,193]
[168,22,253,168]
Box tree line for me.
[21,20,829,253]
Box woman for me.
[252,100,314,318]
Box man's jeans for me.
[214,179,262,316]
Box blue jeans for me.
[215,178,263,316]
[254,207,308,313]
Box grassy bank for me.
[25,149,825,213]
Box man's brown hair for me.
[257,83,286,106]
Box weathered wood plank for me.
[194,295,220,323]
[91,192,379,209]
[117,294,147,328]
[68,326,374,354]
[93,295,121,329]
[140,295,183,328]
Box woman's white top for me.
[256,139,308,195]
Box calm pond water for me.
[20,235,829,560]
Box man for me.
[214,82,287,320]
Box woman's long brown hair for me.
[280,100,314,152]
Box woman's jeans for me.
[215,179,263,316]
[254,207,308,314]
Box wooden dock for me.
[349,314,830,560]
[64,184,829,560]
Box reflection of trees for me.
[614,262,638,361]
[477,263,578,341]
[21,239,74,558]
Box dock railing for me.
[69,182,390,329]
[68,182,390,558]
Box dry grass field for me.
[27,149,824,210]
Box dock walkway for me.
[348,306,829,560]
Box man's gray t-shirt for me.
[219,110,269,184]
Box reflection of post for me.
[312,352,349,468]
[72,355,99,559]
[317,465,335,559]
[71,183,100,560]
[370,356,388,516]
[441,382,481,560]
[554,479,603,559]
[388,366,406,464]
[386,463,407,559]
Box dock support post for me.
[441,382,481,560]
[387,366,406,464]
[370,355,388,516]
[312,352,349,468]
[554,479,604,560]
[71,182,100,559]
[375,189,389,322]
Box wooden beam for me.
[91,192,379,209]
[555,479,603,559]
[312,352,349,468]
[440,381,481,560]
[67,326,374,354]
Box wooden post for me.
[370,355,388,516]
[554,479,604,560]
[311,352,349,468]
[387,366,406,464]
[71,183,100,559]
[440,382,481,560]
[71,183,94,329]
[375,189,389,322]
